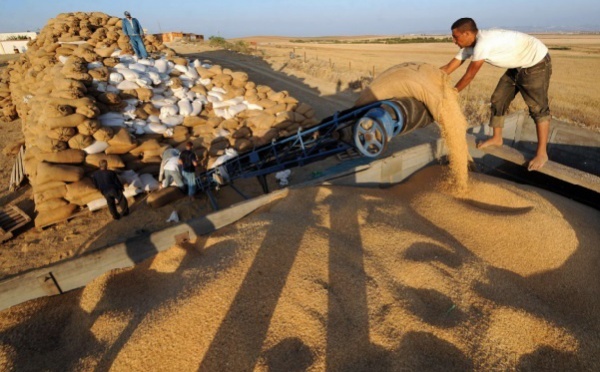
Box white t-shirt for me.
[163,156,180,172]
[455,29,548,69]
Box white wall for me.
[0,32,36,55]
[0,40,30,55]
[0,32,37,41]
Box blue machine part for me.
[363,101,405,138]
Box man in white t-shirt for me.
[441,18,552,171]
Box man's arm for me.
[454,60,485,92]
[440,58,464,75]
[113,172,124,191]
[135,19,144,36]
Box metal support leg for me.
[230,181,249,200]
[257,175,269,194]
[205,188,219,211]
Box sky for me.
[1,0,599,38]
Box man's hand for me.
[454,59,484,92]
[440,58,464,75]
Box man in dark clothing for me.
[179,142,199,199]
[91,160,129,220]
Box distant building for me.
[156,32,204,43]
[0,32,37,55]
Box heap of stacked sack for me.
[0,12,318,227]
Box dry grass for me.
[246,34,600,130]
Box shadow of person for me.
[323,189,391,372]
[198,188,320,371]
[517,345,583,371]
[389,331,474,371]
[0,291,102,371]
[263,337,315,372]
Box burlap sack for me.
[65,177,97,201]
[95,46,115,58]
[103,57,119,67]
[36,198,69,213]
[136,88,153,102]
[35,204,79,228]
[37,136,68,152]
[98,92,122,105]
[142,102,160,116]
[77,119,101,135]
[108,127,136,146]
[41,149,86,164]
[246,113,276,130]
[46,113,88,129]
[68,191,104,206]
[233,126,252,139]
[68,134,94,150]
[85,153,125,168]
[44,104,75,118]
[36,162,85,184]
[92,126,114,141]
[234,138,253,153]
[33,183,67,204]
[183,116,207,128]
[355,62,447,120]
[89,67,109,81]
[47,127,76,141]
[105,143,137,155]
[130,139,162,157]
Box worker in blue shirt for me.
[122,11,149,59]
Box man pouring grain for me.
[122,11,149,59]
[441,18,552,171]
[92,160,130,220]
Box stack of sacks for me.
[0,11,317,227]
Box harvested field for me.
[234,34,600,130]
[1,166,599,371]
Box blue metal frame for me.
[195,100,404,204]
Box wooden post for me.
[349,61,351,70]
[304,51,306,62]
[329,58,331,67]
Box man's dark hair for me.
[451,18,478,33]
[99,159,108,170]
[185,141,193,148]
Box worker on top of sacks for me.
[441,17,552,171]
[122,11,149,60]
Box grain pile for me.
[356,62,470,190]
[0,12,317,227]
[1,166,599,371]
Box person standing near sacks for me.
[159,148,184,190]
[179,141,199,200]
[122,11,149,59]
[91,159,129,220]
[440,18,552,171]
